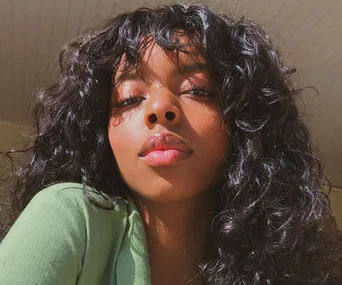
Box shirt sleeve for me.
[0,185,87,284]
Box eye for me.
[187,88,213,97]
[113,96,144,108]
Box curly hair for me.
[2,3,342,284]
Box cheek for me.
[108,116,142,163]
[190,108,229,176]
[188,105,229,149]
[204,116,229,159]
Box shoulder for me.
[0,182,129,284]
[31,182,130,231]
[32,182,102,207]
[6,182,92,243]
[31,182,122,214]
[15,182,129,240]
[29,182,83,209]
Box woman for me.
[0,3,341,285]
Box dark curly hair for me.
[1,3,342,284]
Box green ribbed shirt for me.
[0,183,152,284]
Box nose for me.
[144,88,181,129]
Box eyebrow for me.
[177,62,208,75]
[114,72,143,86]
[114,62,208,85]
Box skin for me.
[108,39,229,284]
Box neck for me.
[134,195,213,285]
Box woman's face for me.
[108,40,229,203]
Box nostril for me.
[148,113,158,123]
[165,111,175,121]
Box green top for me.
[0,182,152,284]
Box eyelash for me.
[187,88,212,97]
[113,88,213,108]
[114,96,143,108]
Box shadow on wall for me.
[329,188,342,230]
[0,121,32,233]
[0,121,31,184]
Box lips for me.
[138,133,192,166]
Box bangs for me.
[113,35,207,86]
[84,4,225,98]
[111,7,209,86]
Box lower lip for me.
[139,149,191,167]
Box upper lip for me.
[138,133,192,157]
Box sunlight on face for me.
[108,39,229,203]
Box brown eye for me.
[113,96,144,108]
[187,88,213,97]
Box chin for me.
[130,180,210,204]
[119,160,220,203]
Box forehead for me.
[114,36,207,84]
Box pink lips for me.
[138,133,192,167]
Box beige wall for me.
[0,121,30,222]
[0,121,30,187]
[329,187,342,229]
[0,121,29,177]
[0,121,28,150]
